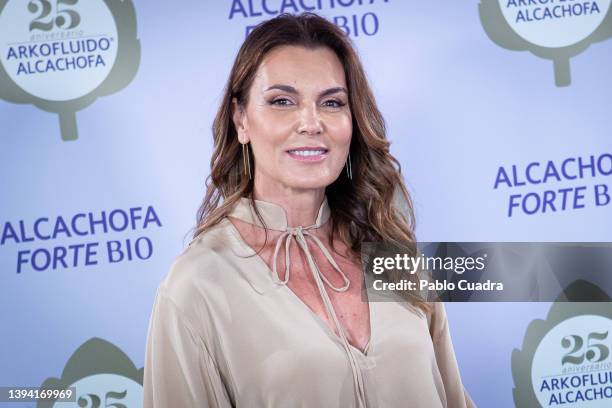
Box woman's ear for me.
[231,98,249,143]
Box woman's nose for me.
[296,104,323,135]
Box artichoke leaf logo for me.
[0,0,140,141]
[512,281,612,407]
[479,0,612,86]
[37,337,143,407]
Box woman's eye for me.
[323,99,345,108]
[270,98,293,106]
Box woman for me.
[143,12,475,408]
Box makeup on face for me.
[243,45,353,190]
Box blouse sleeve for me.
[143,287,233,408]
[428,302,477,408]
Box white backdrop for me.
[1,1,611,407]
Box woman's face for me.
[233,45,352,193]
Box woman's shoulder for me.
[186,217,236,253]
[159,219,237,305]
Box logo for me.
[479,0,612,86]
[0,0,140,141]
[37,337,143,407]
[513,280,612,407]
[228,0,390,39]
[493,152,612,218]
[1,205,164,274]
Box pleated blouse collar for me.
[228,196,331,230]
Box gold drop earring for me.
[242,141,252,180]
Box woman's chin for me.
[281,176,336,191]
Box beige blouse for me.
[143,196,476,408]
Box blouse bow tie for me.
[271,224,350,291]
[227,197,368,408]
[271,223,368,408]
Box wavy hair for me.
[193,13,428,310]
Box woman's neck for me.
[252,183,327,227]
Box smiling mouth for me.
[286,148,329,162]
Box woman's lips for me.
[286,149,329,162]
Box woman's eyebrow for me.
[264,84,348,97]
[319,86,348,98]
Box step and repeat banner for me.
[1,1,611,407]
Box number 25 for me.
[561,331,609,365]
[28,0,81,32]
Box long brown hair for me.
[193,13,428,310]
